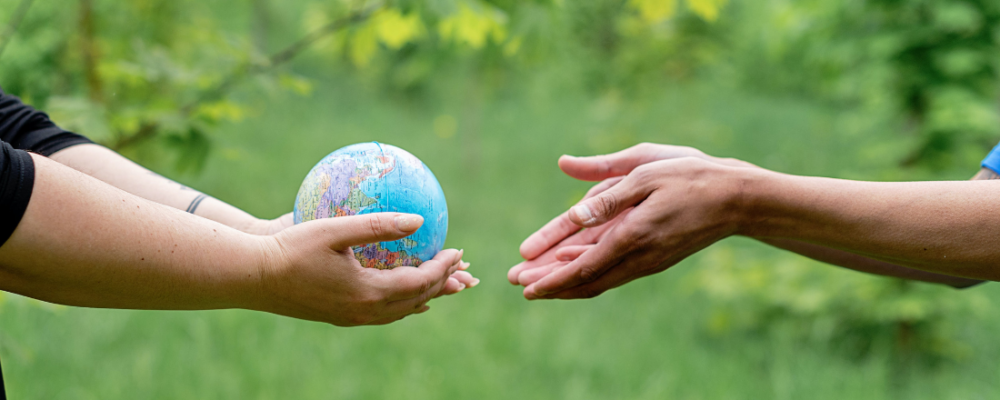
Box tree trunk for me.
[80,0,102,102]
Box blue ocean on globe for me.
[293,142,448,269]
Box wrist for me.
[729,166,787,237]
[219,234,281,311]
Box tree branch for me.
[179,2,384,115]
[109,2,383,151]
[0,0,35,62]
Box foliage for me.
[0,0,731,172]
[3,1,1000,397]
[686,244,992,363]
[725,0,1000,170]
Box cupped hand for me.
[511,143,756,284]
[511,143,752,300]
[247,213,477,326]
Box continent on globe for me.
[293,142,448,269]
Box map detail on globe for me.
[293,142,448,269]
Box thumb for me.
[567,176,650,227]
[558,143,699,181]
[318,213,424,249]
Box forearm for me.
[756,238,984,288]
[0,154,268,310]
[740,170,1000,280]
[48,144,265,232]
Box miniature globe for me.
[293,142,448,269]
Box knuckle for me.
[632,163,656,178]
[594,192,620,217]
[578,265,602,282]
[681,146,704,157]
[367,217,386,238]
[417,277,432,294]
[418,289,436,304]
[636,142,657,153]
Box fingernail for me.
[395,215,423,232]
[458,283,467,291]
[570,204,596,225]
[470,278,481,287]
[461,262,471,270]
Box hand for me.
[240,213,295,235]
[246,212,478,326]
[511,143,757,284]
[511,144,749,300]
[507,177,627,286]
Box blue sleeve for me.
[981,142,1000,174]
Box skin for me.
[0,154,477,326]
[47,144,478,292]
[510,143,989,300]
[49,144,293,234]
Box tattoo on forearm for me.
[186,194,209,214]
[972,168,1000,180]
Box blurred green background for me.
[2,0,1000,398]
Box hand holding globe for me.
[280,142,476,323]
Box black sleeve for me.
[0,88,93,156]
[0,139,35,247]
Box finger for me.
[536,253,660,300]
[519,178,623,260]
[585,177,625,198]
[517,262,566,286]
[509,227,607,285]
[434,269,481,298]
[509,249,562,284]
[276,212,294,228]
[384,274,453,315]
[450,270,479,288]
[314,212,424,249]
[436,277,465,297]
[555,245,593,261]
[558,143,699,181]
[524,220,638,299]
[519,211,581,260]
[381,249,463,301]
[568,174,652,228]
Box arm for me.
[756,238,982,288]
[0,154,474,325]
[750,167,996,289]
[48,144,291,234]
[512,144,999,300]
[0,89,288,234]
[510,144,982,289]
[740,170,1000,281]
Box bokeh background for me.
[2,0,1000,398]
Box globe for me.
[293,142,448,269]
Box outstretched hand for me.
[251,212,477,326]
[510,143,752,300]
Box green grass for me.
[2,75,999,399]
